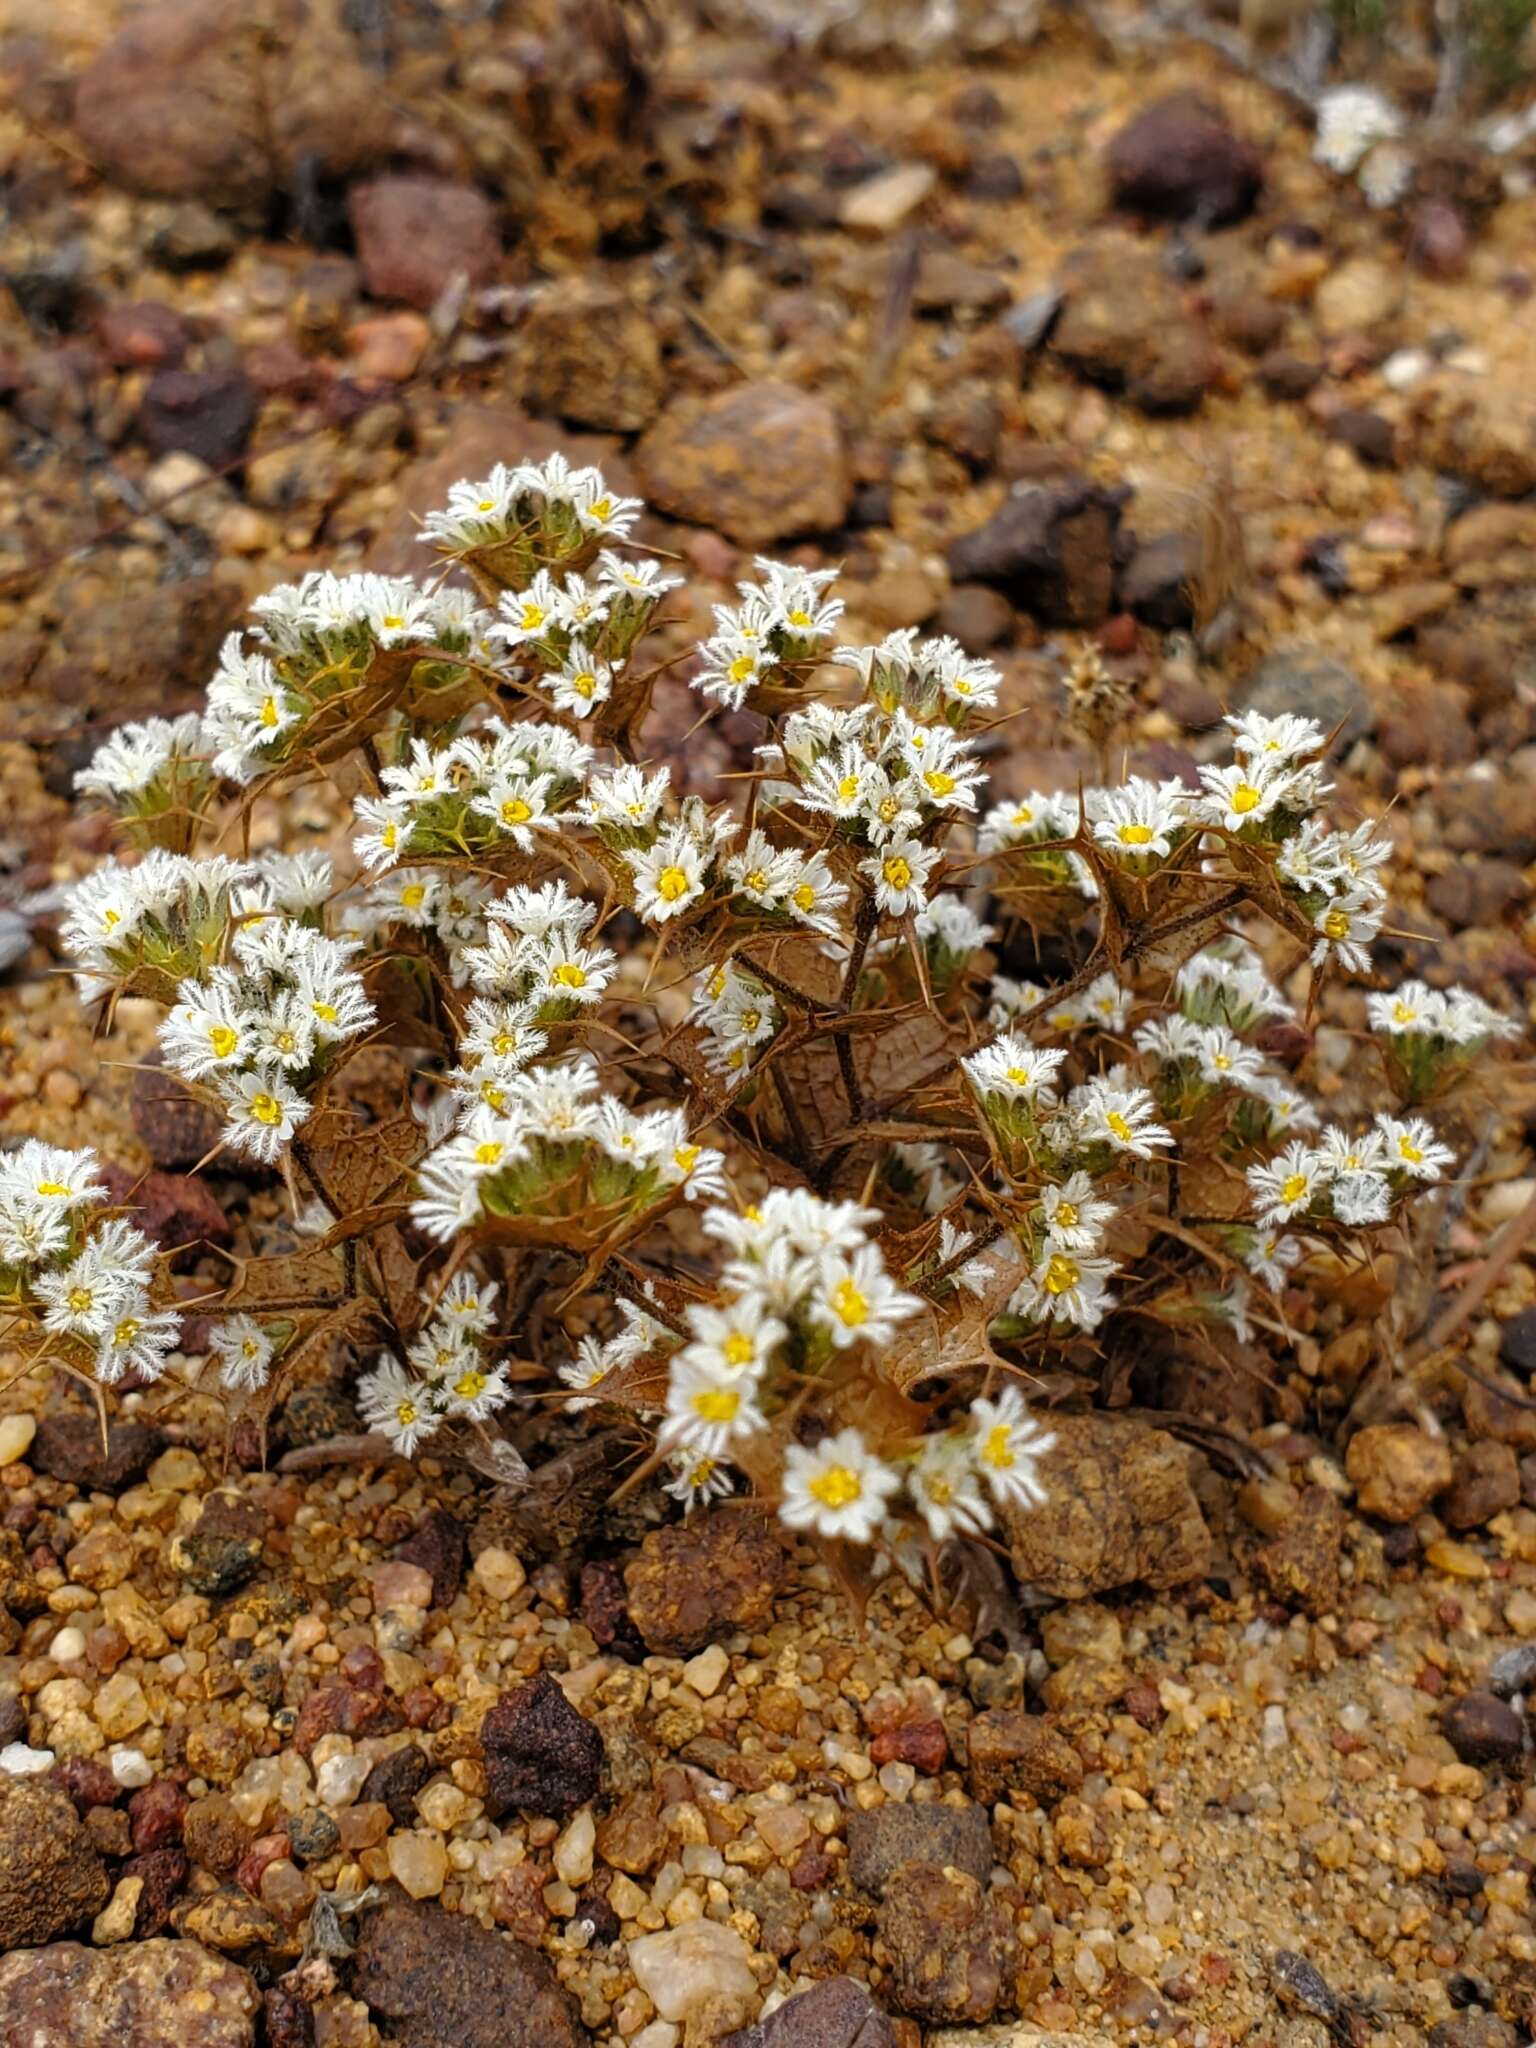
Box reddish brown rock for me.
[1443,1442,1521,1531]
[875,1862,1017,2024]
[99,301,191,368]
[1052,238,1221,414]
[1106,93,1263,225]
[480,1671,605,1821]
[349,177,501,312]
[723,1976,898,2046]
[846,1800,993,1896]
[102,1163,232,1270]
[965,1710,1084,1809]
[635,381,850,546]
[0,1938,258,2048]
[1254,1485,1345,1617]
[0,1776,110,1948]
[947,476,1124,626]
[521,282,664,433]
[351,1897,589,2048]
[623,1511,787,1656]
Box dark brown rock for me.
[1443,1442,1522,1531]
[1440,1690,1525,1768]
[264,1982,316,2048]
[1106,93,1263,225]
[1258,351,1323,400]
[1502,1307,1536,1378]
[358,1744,433,1828]
[946,477,1124,626]
[349,176,501,312]
[480,1671,605,1821]
[132,1053,229,1172]
[0,1937,259,2047]
[1119,532,1199,629]
[101,1163,232,1270]
[129,1776,189,1851]
[99,301,191,369]
[934,583,1013,652]
[1426,862,1526,929]
[623,1511,787,1656]
[139,368,258,468]
[965,1710,1084,1808]
[74,0,388,208]
[1463,1370,1536,1454]
[51,1758,120,1815]
[183,1793,253,1876]
[1407,198,1470,279]
[1254,1485,1345,1617]
[351,1897,589,2048]
[124,1843,190,1935]
[723,1976,897,2046]
[30,1412,165,1492]
[1326,408,1396,467]
[521,283,663,433]
[924,383,1002,471]
[171,1490,267,1596]
[0,1776,110,1947]
[875,1862,1017,2024]
[396,1509,466,1610]
[1053,241,1220,413]
[845,1800,993,1896]
[1001,1412,1210,1599]
[1230,648,1372,753]
[635,381,850,546]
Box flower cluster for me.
[74,713,211,849]
[0,1143,176,1383]
[357,1273,512,1455]
[352,720,591,873]
[692,557,845,710]
[420,454,643,570]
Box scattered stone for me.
[1407,198,1470,279]
[99,301,190,369]
[723,1975,897,2046]
[1440,1691,1525,1768]
[1229,647,1372,753]
[348,177,501,311]
[352,1897,589,2048]
[913,251,1012,313]
[966,153,1026,201]
[635,382,850,546]
[1443,1442,1521,1531]
[629,1920,759,2025]
[1119,533,1199,629]
[947,477,1124,626]
[101,1164,232,1269]
[0,1937,259,2046]
[397,1508,467,1609]
[1000,1413,1210,1599]
[1106,93,1262,225]
[387,1829,448,1899]
[1314,257,1404,342]
[0,1412,34,1468]
[1254,1485,1345,1616]
[284,1807,339,1864]
[1502,1308,1536,1378]
[1463,1369,1536,1453]
[1415,375,1536,497]
[73,0,387,208]
[876,1862,1017,2024]
[170,1490,267,1596]
[623,1510,787,1655]
[473,1545,528,1604]
[1429,2020,1518,2048]
[1052,239,1220,413]
[1000,285,1065,353]
[1346,1424,1453,1522]
[0,1775,110,1947]
[480,1671,605,1820]
[521,282,664,433]
[131,1055,229,1173]
[174,1887,286,1951]
[846,1800,993,1896]
[128,1777,187,1851]
[183,1793,252,1876]
[935,583,1013,653]
[1488,1642,1536,1699]
[966,1711,1084,1808]
[1326,408,1396,467]
[346,312,431,383]
[840,163,937,232]
[1259,351,1323,400]
[139,368,258,470]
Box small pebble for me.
[0,1414,37,1467]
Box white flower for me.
[1193,1024,1266,1092]
[211,1315,276,1391]
[626,830,708,924]
[76,713,205,802]
[664,1450,735,1507]
[963,1036,1066,1106]
[1135,1013,1205,1065]
[358,1357,441,1456]
[1441,989,1520,1046]
[1196,760,1287,833]
[1314,85,1401,176]
[1088,778,1184,863]
[95,1305,180,1384]
[723,830,798,912]
[781,851,849,936]
[491,570,565,650]
[1244,1228,1301,1291]
[433,1271,500,1334]
[679,1296,786,1378]
[569,469,643,537]
[1247,1141,1325,1224]
[1333,1171,1391,1226]
[0,1141,107,1214]
[1365,979,1442,1037]
[579,763,671,833]
[1038,1172,1116,1254]
[807,1244,921,1350]
[1225,711,1326,764]
[546,642,617,717]
[1070,1079,1173,1159]
[861,836,941,917]
[1311,892,1381,975]
[1373,1114,1455,1183]
[217,1070,311,1163]
[33,1219,155,1340]
[1013,1247,1117,1329]
[968,1387,1054,1509]
[780,1428,900,1545]
[559,1340,612,1410]
[596,552,683,602]
[659,1355,768,1458]
[907,1434,993,1542]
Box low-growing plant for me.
[7,450,1516,1583]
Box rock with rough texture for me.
[171,1490,267,1596]
[74,0,388,209]
[132,1054,230,1172]
[1314,256,1404,342]
[521,283,664,432]
[480,1671,605,1820]
[0,1938,258,2046]
[1415,376,1536,498]
[875,1863,1017,2024]
[947,478,1124,626]
[352,1897,588,2048]
[1443,1442,1521,1531]
[1440,1691,1525,1769]
[1105,93,1262,225]
[966,1710,1084,1809]
[101,1164,232,1270]
[1253,1485,1345,1617]
[846,1800,993,1896]
[1001,1413,1210,1599]
[0,1776,111,1947]
[349,177,502,311]
[723,1976,896,2046]
[624,1511,787,1655]
[358,1744,432,1827]
[139,369,258,469]
[628,1920,758,2025]
[395,1509,467,1610]
[1052,240,1220,413]
[1346,1424,1453,1523]
[1229,647,1372,753]
[635,381,849,546]
[29,1413,165,1492]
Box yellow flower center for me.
[657,865,691,903]
[740,1010,761,1034]
[878,796,901,824]
[35,1181,70,1198]
[1391,1001,1417,1025]
[793,883,816,912]
[926,1472,954,1505]
[953,678,973,697]
[589,498,613,522]
[241,1339,261,1359]
[251,1093,283,1127]
[478,498,497,513]
[481,1084,505,1110]
[312,1001,338,1024]
[728,655,756,686]
[808,1464,862,1508]
[1213,1052,1231,1070]
[1005,1065,1032,1087]
[1043,1252,1080,1296]
[113,1318,139,1347]
[837,775,861,803]
[383,614,404,631]
[832,1278,868,1328]
[573,672,597,699]
[1012,806,1034,826]
[520,602,545,629]
[1117,823,1154,846]
[1231,782,1262,815]
[1397,1134,1423,1164]
[674,1144,701,1175]
[691,1386,741,1425]
[743,869,767,893]
[981,1423,1014,1470]
[492,1032,518,1057]
[381,822,398,851]
[68,1286,93,1313]
[103,909,121,930]
[552,963,588,988]
[1054,1200,1078,1230]
[395,1399,418,1427]
[454,1369,488,1401]
[787,607,812,628]
[474,1141,504,1166]
[401,883,426,910]
[501,798,532,825]
[924,770,956,797]
[1051,1011,1077,1032]
[275,1030,296,1054]
[259,695,281,729]
[1281,1172,1309,1204]
[723,1333,756,1367]
[882,856,912,891]
[1322,910,1350,941]
[1105,1111,1133,1143]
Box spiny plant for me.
[11,448,1515,1586]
